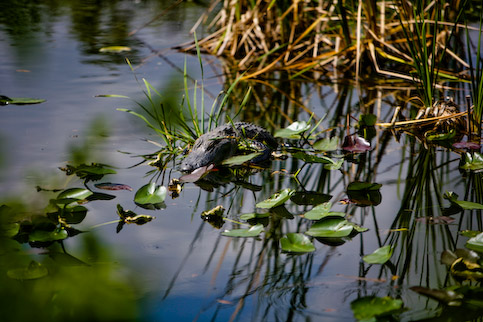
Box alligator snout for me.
[179,122,277,174]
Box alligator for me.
[180,122,278,173]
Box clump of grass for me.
[183,0,472,87]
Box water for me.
[1,1,482,321]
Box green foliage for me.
[134,183,167,209]
[280,233,315,253]
[222,224,264,237]
[351,296,403,321]
[303,202,345,220]
[256,188,295,209]
[363,245,394,264]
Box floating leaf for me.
[305,218,354,238]
[57,188,93,203]
[134,183,167,206]
[60,205,88,224]
[94,182,133,191]
[240,213,270,220]
[358,113,377,127]
[60,163,116,182]
[0,96,46,105]
[313,137,339,152]
[29,228,68,242]
[291,152,332,164]
[280,233,315,253]
[221,152,262,166]
[99,46,131,53]
[7,261,48,280]
[303,202,345,220]
[95,94,131,99]
[460,152,483,171]
[444,191,483,210]
[274,121,311,139]
[256,189,295,209]
[460,230,482,238]
[410,286,464,306]
[466,233,483,253]
[363,245,394,264]
[342,134,371,153]
[351,296,403,321]
[323,158,343,170]
[222,224,264,237]
[347,182,382,191]
[290,191,332,206]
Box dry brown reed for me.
[180,0,472,86]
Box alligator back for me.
[180,122,277,173]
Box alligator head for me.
[180,136,237,173]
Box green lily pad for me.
[466,233,483,253]
[134,183,167,206]
[256,189,295,209]
[0,96,46,105]
[290,191,332,206]
[305,217,354,238]
[222,152,262,166]
[222,224,264,237]
[460,152,483,171]
[351,296,403,321]
[323,158,343,170]
[280,233,315,253]
[240,213,270,220]
[57,188,93,204]
[29,228,68,242]
[444,191,483,210]
[274,121,311,139]
[347,181,382,191]
[313,137,339,152]
[99,46,131,53]
[363,245,394,264]
[60,205,88,224]
[7,261,48,280]
[303,202,345,220]
[291,152,333,164]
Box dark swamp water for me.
[2,1,483,321]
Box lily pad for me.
[29,228,68,242]
[303,202,345,220]
[274,121,311,139]
[290,191,332,206]
[313,137,339,152]
[57,188,93,204]
[444,191,483,210]
[256,189,294,209]
[280,233,315,253]
[134,183,167,207]
[291,152,332,164]
[466,232,483,253]
[99,46,131,53]
[460,152,483,172]
[305,217,355,238]
[222,224,264,237]
[363,245,394,264]
[7,261,48,280]
[240,213,270,220]
[351,296,403,321]
[94,182,133,191]
[222,152,262,166]
[0,96,46,105]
